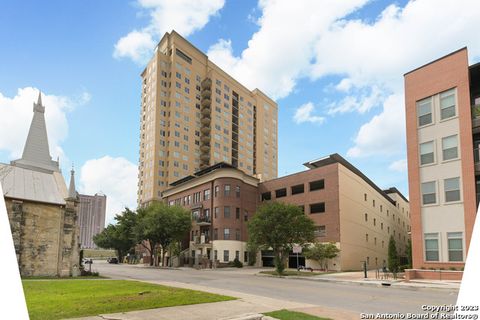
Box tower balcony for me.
[201,90,211,99]
[200,145,210,153]
[201,78,212,90]
[200,154,210,162]
[201,99,211,107]
[201,126,210,134]
[201,117,211,125]
[200,135,210,143]
[201,108,211,116]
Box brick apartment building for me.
[404,47,479,280]
[163,154,410,271]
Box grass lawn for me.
[264,309,331,320]
[23,279,235,320]
[259,270,335,277]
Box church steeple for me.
[11,91,59,172]
[67,165,77,199]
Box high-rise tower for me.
[138,31,278,205]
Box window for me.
[224,184,231,196]
[420,141,434,165]
[236,186,240,198]
[373,218,376,226]
[236,207,240,219]
[440,89,456,120]
[244,251,248,263]
[421,181,436,205]
[214,185,219,197]
[373,200,375,207]
[213,228,218,240]
[365,233,369,242]
[291,184,304,195]
[204,189,210,200]
[235,250,240,260]
[214,207,219,219]
[236,229,240,241]
[309,179,325,191]
[417,97,432,126]
[224,206,231,218]
[261,192,271,201]
[448,232,463,261]
[224,228,230,240]
[314,225,326,237]
[444,177,460,202]
[364,213,368,222]
[214,250,218,260]
[244,211,248,221]
[310,202,325,214]
[275,188,287,198]
[223,250,229,262]
[442,135,458,161]
[425,233,439,261]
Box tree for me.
[248,202,315,274]
[304,242,340,270]
[93,208,137,262]
[406,238,412,268]
[134,202,191,266]
[388,235,400,274]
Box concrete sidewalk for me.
[71,280,357,320]
[257,270,461,291]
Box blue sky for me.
[1,0,479,223]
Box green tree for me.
[248,202,315,274]
[406,238,412,268]
[93,208,137,262]
[134,202,191,266]
[304,242,340,270]
[388,235,400,274]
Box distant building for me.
[0,93,80,277]
[78,193,106,249]
[163,155,410,271]
[404,47,479,280]
[138,30,278,206]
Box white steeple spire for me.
[11,91,59,172]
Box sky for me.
[1,0,480,225]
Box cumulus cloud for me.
[208,0,480,157]
[207,0,368,99]
[389,158,408,172]
[293,102,325,125]
[114,0,225,63]
[79,156,138,225]
[0,87,89,162]
[347,93,405,157]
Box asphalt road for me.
[92,261,458,315]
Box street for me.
[92,261,458,315]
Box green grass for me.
[264,309,331,320]
[23,279,235,320]
[83,248,116,259]
[259,270,335,277]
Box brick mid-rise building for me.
[404,47,479,280]
[163,154,410,271]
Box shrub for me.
[233,258,243,268]
[449,267,457,271]
[398,264,410,272]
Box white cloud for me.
[79,156,138,225]
[347,93,405,157]
[293,102,325,125]
[389,158,408,172]
[114,0,225,63]
[327,86,384,115]
[207,0,369,99]
[0,87,89,162]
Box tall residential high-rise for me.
[404,47,479,280]
[78,193,106,249]
[138,31,278,205]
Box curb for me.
[255,273,460,291]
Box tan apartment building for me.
[163,154,410,271]
[78,193,106,249]
[404,47,478,280]
[138,31,278,205]
[259,154,410,271]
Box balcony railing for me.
[474,148,480,164]
[193,215,211,225]
[193,234,210,244]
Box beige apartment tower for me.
[138,31,278,205]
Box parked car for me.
[107,257,119,264]
[82,258,93,265]
[297,265,313,272]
